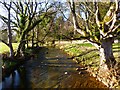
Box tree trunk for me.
[16,31,26,57]
[36,28,39,47]
[95,38,120,88]
[8,4,14,57]
[99,38,116,69]
[26,34,29,48]
[32,29,35,48]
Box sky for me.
[0,0,119,28]
[0,1,10,28]
[0,4,7,27]
[0,0,67,28]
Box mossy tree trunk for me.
[16,31,26,57]
[99,38,116,69]
[8,2,14,58]
[32,29,35,48]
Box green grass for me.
[113,43,120,46]
[0,42,19,53]
[60,42,120,72]
[78,43,94,47]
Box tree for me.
[13,2,56,57]
[0,2,14,57]
[0,1,57,57]
[0,24,8,43]
[68,0,120,87]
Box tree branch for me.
[87,39,100,49]
[109,1,119,30]
[31,2,38,20]
[94,2,100,27]
[13,2,22,13]
[84,2,95,15]
[0,39,9,47]
[107,24,120,36]
[68,0,87,36]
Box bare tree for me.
[0,1,14,57]
[68,0,120,87]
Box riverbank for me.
[1,46,42,79]
[56,42,120,88]
[1,41,119,88]
[1,47,107,88]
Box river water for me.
[1,47,107,89]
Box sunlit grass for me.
[60,42,120,72]
[0,42,19,53]
[78,43,94,47]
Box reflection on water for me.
[2,74,13,88]
[1,67,30,89]
[1,47,107,88]
[13,70,20,88]
[2,70,20,89]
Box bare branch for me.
[109,1,119,30]
[109,13,117,30]
[104,23,120,37]
[0,39,9,48]
[84,2,95,15]
[68,0,86,36]
[94,2,100,27]
[115,0,118,11]
[0,15,8,24]
[12,2,22,13]
[87,39,100,49]
[31,2,38,20]
[112,24,120,32]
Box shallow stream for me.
[1,47,107,89]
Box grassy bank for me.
[59,42,120,73]
[0,43,19,69]
[0,43,19,54]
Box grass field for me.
[0,43,19,54]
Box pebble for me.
[64,71,68,74]
[76,68,80,71]
[78,71,81,74]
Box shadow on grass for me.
[112,46,120,50]
[113,50,120,53]
[68,49,98,59]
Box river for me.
[1,47,107,89]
